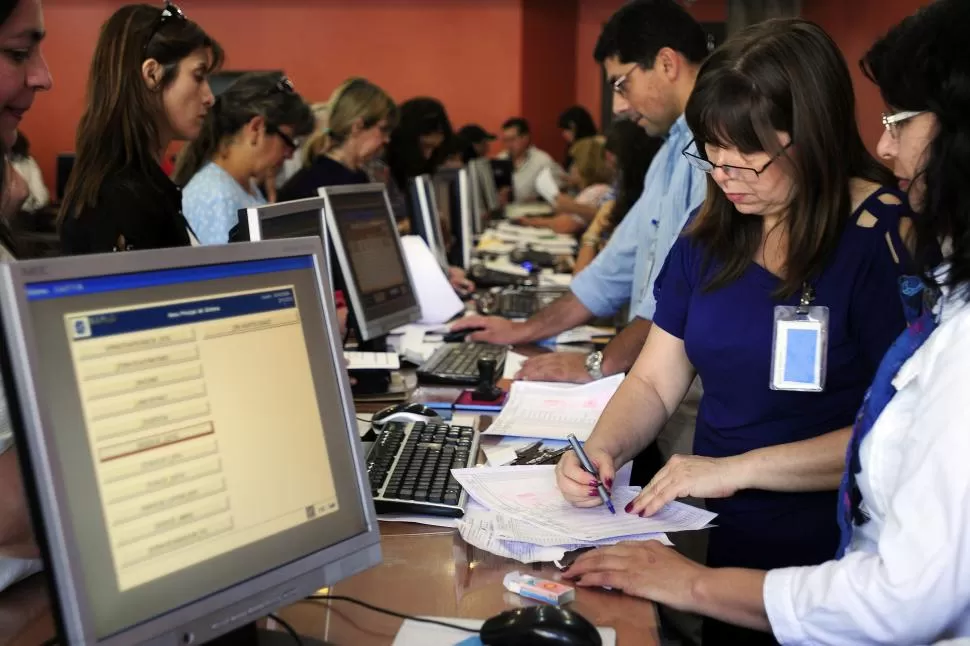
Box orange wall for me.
[575,0,728,126]
[802,0,930,154]
[23,0,524,187]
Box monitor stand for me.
[210,623,334,646]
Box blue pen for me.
[566,434,615,514]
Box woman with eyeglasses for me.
[59,2,223,254]
[174,73,313,245]
[555,19,915,645]
[563,2,970,642]
[278,77,397,202]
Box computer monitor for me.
[407,174,449,270]
[56,153,76,202]
[473,158,501,216]
[0,238,381,645]
[490,158,514,194]
[433,168,473,271]
[319,183,421,343]
[239,196,329,243]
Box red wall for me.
[802,0,930,154]
[23,0,524,187]
[575,0,728,126]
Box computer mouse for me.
[371,402,442,429]
[443,327,485,343]
[480,605,601,646]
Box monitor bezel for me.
[472,158,500,215]
[318,183,421,342]
[433,168,473,271]
[0,239,381,645]
[410,175,449,270]
[242,196,329,243]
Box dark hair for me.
[60,4,224,221]
[605,119,661,226]
[386,97,454,190]
[173,73,314,186]
[594,0,709,67]
[0,2,15,25]
[862,0,970,299]
[1,3,24,255]
[502,118,530,136]
[558,106,598,139]
[9,131,28,159]
[685,18,893,298]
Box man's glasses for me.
[882,110,925,140]
[611,64,639,98]
[145,2,186,54]
[682,139,793,182]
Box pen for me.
[566,434,615,514]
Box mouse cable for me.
[307,594,479,634]
[268,613,304,645]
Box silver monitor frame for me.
[411,174,449,270]
[242,195,329,243]
[0,239,381,645]
[471,157,500,214]
[434,168,473,271]
[466,159,485,235]
[318,183,422,342]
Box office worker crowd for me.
[0,0,968,643]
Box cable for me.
[268,613,303,645]
[308,595,479,634]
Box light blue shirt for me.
[182,162,266,245]
[570,115,706,322]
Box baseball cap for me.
[457,124,497,144]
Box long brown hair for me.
[172,73,315,186]
[685,19,893,298]
[303,78,398,168]
[59,4,223,221]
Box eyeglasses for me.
[882,110,925,140]
[145,2,186,54]
[682,139,793,182]
[610,64,639,98]
[274,76,295,95]
[267,124,298,150]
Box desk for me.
[0,346,660,646]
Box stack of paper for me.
[484,374,624,441]
[535,167,561,204]
[451,465,715,564]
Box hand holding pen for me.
[558,434,616,514]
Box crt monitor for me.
[407,174,449,270]
[433,168,473,271]
[0,238,381,645]
[320,183,421,343]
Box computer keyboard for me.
[509,248,558,268]
[416,342,507,385]
[366,421,480,517]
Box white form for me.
[450,465,715,543]
[66,286,339,590]
[484,374,625,441]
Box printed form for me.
[65,287,339,590]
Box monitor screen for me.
[433,169,472,270]
[408,175,449,270]
[473,158,500,214]
[321,184,420,341]
[0,241,379,644]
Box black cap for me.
[458,124,497,144]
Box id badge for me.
[770,306,829,392]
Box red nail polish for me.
[624,501,634,513]
[589,490,599,497]
[605,478,613,490]
[589,480,598,488]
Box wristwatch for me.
[585,350,604,380]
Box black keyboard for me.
[416,343,507,385]
[366,421,480,518]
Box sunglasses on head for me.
[144,2,186,54]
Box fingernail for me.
[639,510,649,518]
[605,478,613,490]
[589,480,598,488]
[624,501,635,513]
[588,489,599,497]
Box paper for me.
[400,236,464,324]
[457,507,568,564]
[345,351,400,370]
[482,258,530,277]
[501,350,527,380]
[451,465,716,543]
[378,514,458,529]
[538,272,573,288]
[392,617,616,646]
[389,323,447,364]
[535,167,561,204]
[484,374,625,441]
[505,202,554,220]
[480,436,569,467]
[545,325,616,345]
